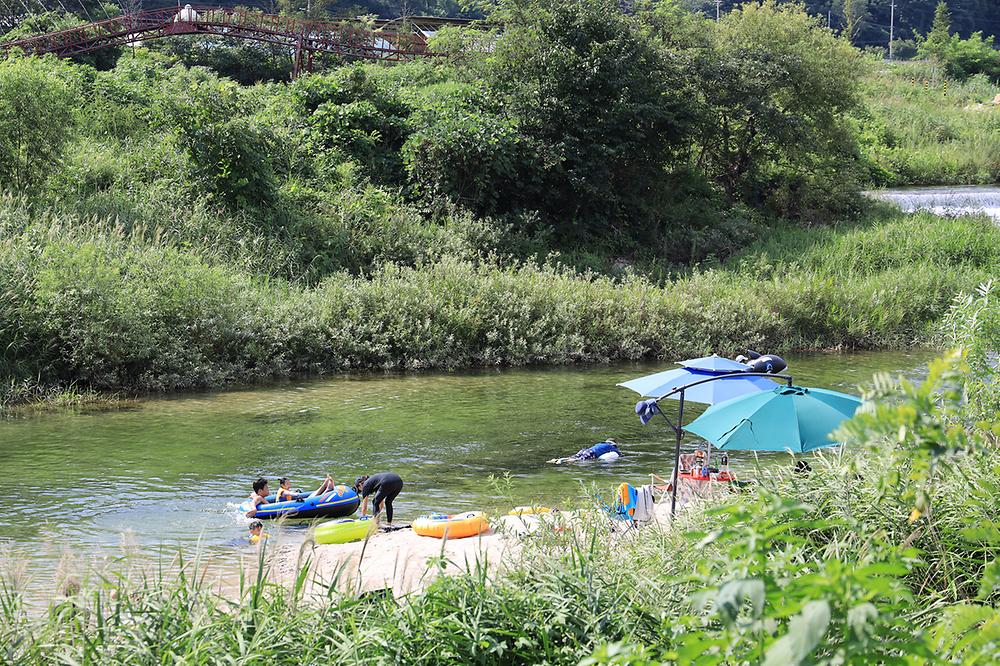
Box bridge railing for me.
[1,6,437,59]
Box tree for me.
[695,1,864,216]
[0,56,77,193]
[477,0,695,240]
[842,0,868,44]
[921,1,953,59]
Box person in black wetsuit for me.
[354,473,404,525]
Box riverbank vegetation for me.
[3,207,995,402]
[2,290,997,663]
[1,0,998,408]
[859,60,1000,186]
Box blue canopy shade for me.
[617,366,778,405]
[683,385,862,452]
[677,354,750,373]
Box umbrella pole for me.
[670,389,685,519]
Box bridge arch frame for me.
[1,6,466,74]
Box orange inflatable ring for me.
[413,511,489,539]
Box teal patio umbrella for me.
[683,385,862,453]
[618,359,795,519]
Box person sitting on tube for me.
[276,477,297,502]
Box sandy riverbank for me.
[257,479,727,601]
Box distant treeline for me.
[694,0,998,48]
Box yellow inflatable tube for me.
[413,511,489,539]
[314,518,376,545]
[508,506,552,516]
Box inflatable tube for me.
[413,512,489,539]
[314,517,375,544]
[678,471,737,482]
[744,354,787,374]
[508,506,552,516]
[239,485,359,520]
[598,451,620,462]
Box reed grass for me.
[1,199,996,403]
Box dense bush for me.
[0,56,79,191]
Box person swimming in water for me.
[548,439,621,464]
[248,520,267,544]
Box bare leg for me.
[308,475,336,498]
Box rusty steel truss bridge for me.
[1,6,473,74]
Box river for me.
[866,184,1000,222]
[1,349,932,596]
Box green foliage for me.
[916,3,1000,82]
[0,2,993,399]
[858,60,1000,186]
[944,280,999,424]
[481,0,693,238]
[939,32,1000,81]
[0,56,78,192]
[403,82,534,216]
[161,70,278,207]
[149,35,293,84]
[1,202,996,393]
[695,1,866,218]
[921,1,954,60]
[289,66,413,185]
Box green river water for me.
[1,349,933,594]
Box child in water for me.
[249,520,267,544]
[276,477,296,502]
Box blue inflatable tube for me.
[240,486,360,520]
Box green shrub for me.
[0,56,79,192]
[289,65,414,185]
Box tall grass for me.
[861,60,1000,186]
[2,201,997,400]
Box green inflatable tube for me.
[314,517,376,545]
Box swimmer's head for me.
[249,520,263,535]
[252,478,269,496]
